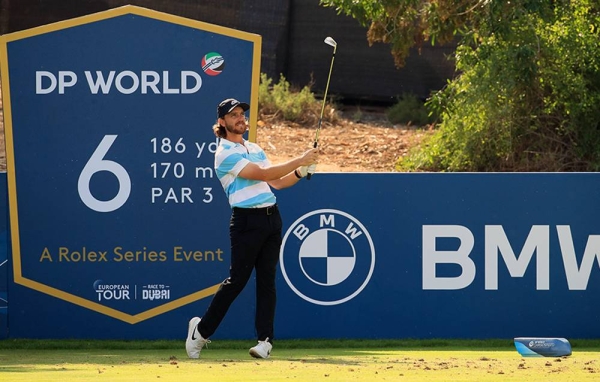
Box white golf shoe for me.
[185,317,210,359]
[249,337,272,359]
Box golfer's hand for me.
[299,148,319,166]
[298,165,316,178]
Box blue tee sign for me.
[0,6,261,324]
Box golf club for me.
[307,36,337,180]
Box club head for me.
[324,37,337,48]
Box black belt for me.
[232,204,278,215]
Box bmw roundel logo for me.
[280,209,376,305]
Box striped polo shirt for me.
[214,138,276,208]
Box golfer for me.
[186,98,319,359]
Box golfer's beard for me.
[225,121,247,135]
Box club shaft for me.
[314,50,336,147]
[308,42,336,181]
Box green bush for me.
[398,2,600,172]
[386,93,435,126]
[258,73,337,125]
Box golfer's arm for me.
[238,160,302,182]
[268,172,301,190]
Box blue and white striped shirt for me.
[214,138,276,208]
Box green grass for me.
[1,339,599,382]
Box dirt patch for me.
[256,109,433,173]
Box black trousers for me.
[198,205,282,342]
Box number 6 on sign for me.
[78,135,131,212]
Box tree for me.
[321,0,552,67]
[321,0,600,171]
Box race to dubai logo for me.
[201,52,225,76]
[280,209,376,305]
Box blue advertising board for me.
[275,173,600,339]
[2,172,600,340]
[0,173,7,339]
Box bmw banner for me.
[274,173,600,340]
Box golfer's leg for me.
[254,214,282,341]
[199,214,262,338]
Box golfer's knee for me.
[219,276,248,292]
